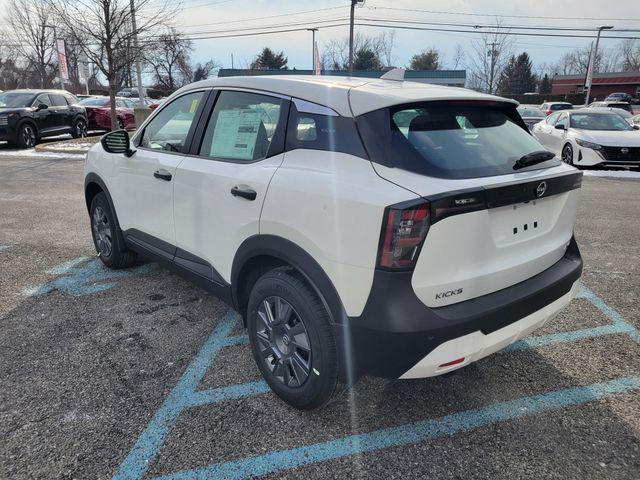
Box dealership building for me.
[218,69,467,87]
[551,71,640,99]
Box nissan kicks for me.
[84,74,583,410]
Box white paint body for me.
[85,74,582,380]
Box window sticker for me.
[211,108,262,160]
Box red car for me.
[79,96,136,131]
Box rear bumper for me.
[339,236,583,379]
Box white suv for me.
[84,75,583,410]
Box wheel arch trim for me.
[231,235,348,325]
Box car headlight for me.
[575,139,602,150]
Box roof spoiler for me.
[380,68,405,82]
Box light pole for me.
[45,25,64,90]
[348,0,364,76]
[585,25,613,105]
[130,0,145,107]
[307,28,318,72]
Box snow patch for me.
[583,169,640,179]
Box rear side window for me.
[199,90,284,162]
[357,103,559,179]
[286,107,367,157]
[50,94,68,106]
[140,91,204,153]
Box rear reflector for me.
[439,357,465,368]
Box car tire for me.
[90,192,137,269]
[117,118,125,130]
[562,143,574,166]
[72,118,88,138]
[247,268,344,410]
[16,123,38,149]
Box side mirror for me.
[633,125,640,130]
[555,124,566,130]
[101,129,135,157]
[37,103,48,110]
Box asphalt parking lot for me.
[1,147,639,480]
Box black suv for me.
[0,89,88,148]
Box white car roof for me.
[176,75,516,117]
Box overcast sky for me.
[1,0,639,76]
[163,0,640,72]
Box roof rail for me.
[380,68,405,82]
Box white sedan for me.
[531,110,640,168]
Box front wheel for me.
[16,123,37,149]
[247,269,343,410]
[562,143,574,166]
[90,192,137,269]
[72,118,88,138]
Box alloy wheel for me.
[562,145,573,165]
[22,125,36,148]
[255,296,312,388]
[92,206,112,257]
[76,120,88,138]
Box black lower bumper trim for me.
[339,237,583,379]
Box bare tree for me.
[467,21,514,93]
[322,32,395,70]
[450,44,465,70]
[51,0,176,129]
[617,39,640,71]
[8,0,56,88]
[191,60,219,82]
[144,28,193,92]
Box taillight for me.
[546,110,552,115]
[377,201,430,270]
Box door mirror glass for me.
[101,129,133,156]
[555,123,566,130]
[37,103,48,110]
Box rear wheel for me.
[561,143,574,166]
[247,269,343,410]
[117,118,125,130]
[16,123,37,149]
[90,192,137,269]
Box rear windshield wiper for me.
[513,150,556,170]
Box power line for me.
[365,5,640,23]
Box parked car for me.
[0,89,88,148]
[517,104,546,130]
[587,101,633,113]
[604,92,639,104]
[79,96,136,131]
[532,110,640,169]
[540,101,573,115]
[583,106,634,124]
[85,75,583,409]
[631,114,640,127]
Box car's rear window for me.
[357,103,560,179]
[607,103,632,112]
[551,104,573,111]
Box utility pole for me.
[130,0,145,107]
[348,0,364,76]
[487,42,498,94]
[307,28,318,71]
[585,25,613,105]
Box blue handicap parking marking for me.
[24,256,156,297]
[114,284,640,480]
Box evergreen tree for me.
[409,49,441,70]
[250,48,288,70]
[353,48,382,71]
[538,73,552,94]
[497,52,537,94]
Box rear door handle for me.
[153,169,172,181]
[230,185,257,201]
